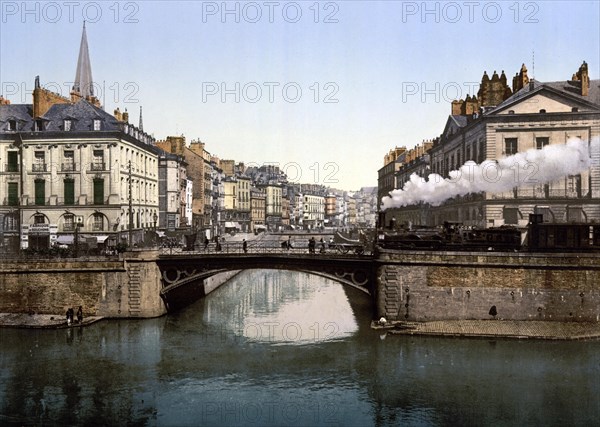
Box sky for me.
[1,1,599,191]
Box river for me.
[1,269,599,426]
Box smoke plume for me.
[381,137,593,210]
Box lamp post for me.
[153,212,158,230]
[74,219,83,257]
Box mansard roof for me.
[0,104,33,127]
[42,100,119,131]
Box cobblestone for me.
[373,320,600,340]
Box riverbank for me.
[0,313,103,329]
[372,319,600,340]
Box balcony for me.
[61,163,78,172]
[4,164,19,173]
[32,163,47,172]
[90,162,106,171]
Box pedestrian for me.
[204,237,209,250]
[320,238,326,254]
[243,239,248,253]
[287,236,292,250]
[76,306,83,324]
[66,308,74,326]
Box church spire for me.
[139,106,144,131]
[72,21,94,98]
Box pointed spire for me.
[139,106,144,132]
[73,21,94,98]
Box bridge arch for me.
[156,254,375,312]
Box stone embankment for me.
[372,320,600,340]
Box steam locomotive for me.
[378,215,600,252]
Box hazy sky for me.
[1,1,599,190]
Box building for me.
[302,193,325,230]
[250,186,266,232]
[383,61,600,228]
[0,25,159,251]
[158,152,188,231]
[237,175,251,232]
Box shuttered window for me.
[64,178,75,205]
[35,179,45,205]
[93,179,104,205]
[7,151,18,172]
[7,182,18,206]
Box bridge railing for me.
[159,241,372,257]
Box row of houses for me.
[0,25,376,252]
[378,61,600,228]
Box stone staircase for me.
[127,263,142,316]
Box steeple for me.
[72,21,94,98]
[139,106,144,131]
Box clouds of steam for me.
[381,138,593,210]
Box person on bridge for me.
[204,237,209,251]
[319,238,326,254]
[243,239,248,253]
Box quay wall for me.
[0,252,243,318]
[376,250,600,322]
[0,252,166,318]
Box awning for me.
[255,225,267,230]
[95,235,109,243]
[225,222,241,229]
[156,231,166,237]
[56,235,74,244]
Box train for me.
[377,215,600,252]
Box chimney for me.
[580,61,589,96]
[122,109,129,123]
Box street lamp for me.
[153,212,158,230]
[74,219,83,257]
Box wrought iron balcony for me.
[61,163,77,172]
[90,162,106,171]
[32,163,47,172]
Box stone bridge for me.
[156,251,376,312]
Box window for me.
[7,120,17,131]
[35,179,45,205]
[503,208,520,225]
[7,182,18,206]
[93,119,101,131]
[7,151,18,172]
[63,214,75,231]
[34,214,45,224]
[64,119,72,131]
[34,120,44,131]
[64,178,75,205]
[93,214,104,231]
[92,150,104,171]
[536,137,549,150]
[33,151,46,172]
[567,207,584,223]
[93,178,104,205]
[63,150,75,171]
[504,138,518,156]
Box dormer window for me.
[64,119,72,131]
[508,110,515,114]
[539,109,546,114]
[7,120,17,131]
[34,119,44,131]
[93,119,101,131]
[572,107,579,112]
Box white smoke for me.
[381,137,593,210]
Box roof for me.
[485,79,600,115]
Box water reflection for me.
[1,270,599,426]
[202,270,359,344]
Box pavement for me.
[372,319,600,340]
[0,313,103,329]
